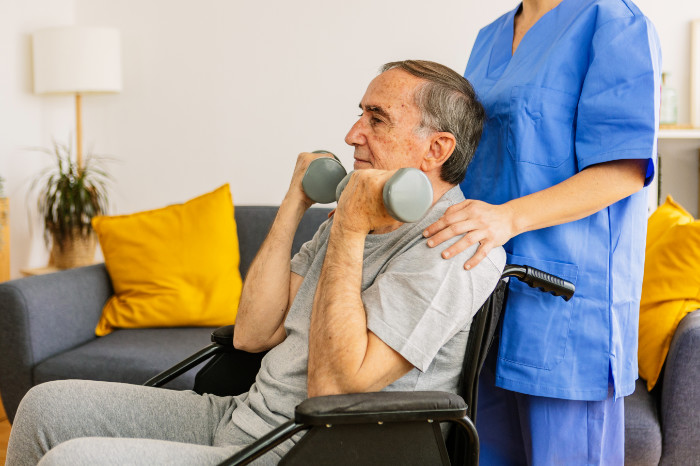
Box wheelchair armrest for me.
[295,391,467,425]
[211,324,235,346]
[144,325,237,387]
[219,391,472,466]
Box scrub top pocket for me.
[507,86,578,168]
[499,254,578,371]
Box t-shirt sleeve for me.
[575,14,661,186]
[362,241,505,372]
[290,218,331,278]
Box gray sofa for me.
[0,206,331,423]
[624,309,700,465]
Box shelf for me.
[19,266,61,277]
[658,127,700,139]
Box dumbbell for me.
[301,151,433,223]
[301,151,347,204]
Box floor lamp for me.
[32,26,122,170]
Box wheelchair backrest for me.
[446,277,508,465]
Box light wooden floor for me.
[0,396,9,463]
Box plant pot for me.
[50,229,97,269]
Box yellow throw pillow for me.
[645,195,693,249]
[92,184,242,336]
[639,195,700,390]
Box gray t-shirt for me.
[229,186,506,450]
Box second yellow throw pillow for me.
[92,184,242,336]
[639,195,700,390]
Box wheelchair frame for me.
[145,264,574,465]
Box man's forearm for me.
[308,224,369,396]
[234,196,308,352]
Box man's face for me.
[345,69,430,171]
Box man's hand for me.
[422,199,517,270]
[333,169,402,234]
[286,152,334,208]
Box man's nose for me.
[345,119,366,146]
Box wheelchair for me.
[145,264,574,466]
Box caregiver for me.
[423,0,661,463]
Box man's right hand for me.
[333,169,401,235]
[286,152,336,208]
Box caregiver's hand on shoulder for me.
[423,199,517,270]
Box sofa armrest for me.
[0,263,113,421]
[659,309,700,465]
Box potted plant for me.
[32,141,110,269]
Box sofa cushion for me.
[33,327,216,390]
[624,378,662,466]
[92,184,242,336]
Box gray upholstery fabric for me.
[0,264,113,422]
[659,309,700,465]
[624,379,662,465]
[33,327,215,389]
[235,206,330,278]
[623,309,700,465]
[0,205,332,423]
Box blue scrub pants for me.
[477,347,625,465]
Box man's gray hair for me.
[381,60,485,185]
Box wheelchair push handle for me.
[502,264,575,301]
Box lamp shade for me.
[32,27,122,95]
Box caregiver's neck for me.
[513,0,564,55]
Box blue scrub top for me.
[461,0,661,400]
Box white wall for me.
[0,0,76,278]
[73,0,494,211]
[2,0,700,278]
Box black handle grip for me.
[502,264,575,301]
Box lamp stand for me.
[75,93,83,171]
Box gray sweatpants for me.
[6,380,281,466]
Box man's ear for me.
[421,132,456,172]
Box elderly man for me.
[7,60,505,466]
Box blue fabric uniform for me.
[477,345,625,465]
[461,0,661,402]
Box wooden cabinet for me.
[0,198,8,282]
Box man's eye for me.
[357,112,383,126]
